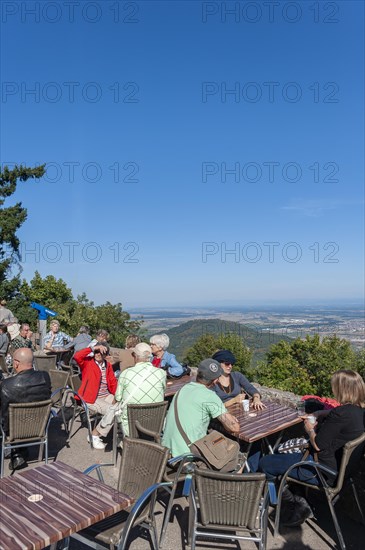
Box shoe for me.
[9,455,27,471]
[87,434,106,450]
[281,494,314,527]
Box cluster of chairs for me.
[1,355,364,549]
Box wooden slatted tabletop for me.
[0,461,133,550]
[227,400,302,443]
[165,374,196,397]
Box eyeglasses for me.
[223,362,232,366]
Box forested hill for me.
[163,319,292,366]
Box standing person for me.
[73,342,117,449]
[11,323,33,350]
[0,324,9,356]
[149,333,184,377]
[162,358,239,458]
[212,349,265,410]
[43,320,72,350]
[0,300,14,324]
[0,348,51,470]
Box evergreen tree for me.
[0,164,46,298]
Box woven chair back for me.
[8,399,52,441]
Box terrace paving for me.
[2,414,364,549]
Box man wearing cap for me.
[73,342,117,449]
[162,358,240,457]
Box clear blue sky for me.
[1,1,364,308]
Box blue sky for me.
[1,1,364,308]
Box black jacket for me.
[0,369,51,432]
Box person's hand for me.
[235,394,245,404]
[28,330,33,338]
[94,345,108,355]
[252,395,266,410]
[303,416,317,434]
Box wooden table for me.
[227,400,302,450]
[164,374,196,397]
[0,461,133,550]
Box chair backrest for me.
[117,438,170,513]
[194,469,267,531]
[49,370,70,405]
[8,399,53,441]
[34,355,57,372]
[69,373,82,392]
[332,432,365,495]
[127,401,168,440]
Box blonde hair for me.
[331,370,365,407]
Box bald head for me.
[13,348,34,372]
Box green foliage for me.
[0,164,46,298]
[184,332,252,376]
[256,334,360,396]
[164,318,291,366]
[8,272,142,346]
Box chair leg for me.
[0,445,5,478]
[350,479,365,524]
[159,485,176,548]
[327,498,346,550]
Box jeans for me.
[259,452,319,485]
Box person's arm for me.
[217,412,240,434]
[163,352,184,377]
[236,373,266,410]
[73,346,93,370]
[303,417,320,451]
[43,332,54,349]
[62,332,73,345]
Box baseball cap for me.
[132,342,152,356]
[198,358,223,381]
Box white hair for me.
[149,333,169,350]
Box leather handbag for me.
[173,390,240,472]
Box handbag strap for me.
[173,390,192,447]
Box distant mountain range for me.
[157,319,292,366]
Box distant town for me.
[130,305,365,350]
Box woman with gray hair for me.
[150,333,184,377]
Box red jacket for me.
[73,347,117,404]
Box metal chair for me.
[33,354,57,372]
[274,432,365,550]
[64,389,103,449]
[112,400,169,466]
[70,438,170,549]
[49,369,70,432]
[0,399,53,477]
[188,469,269,550]
[159,453,211,548]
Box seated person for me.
[89,328,110,348]
[259,370,365,526]
[162,358,239,457]
[64,325,92,352]
[149,333,184,377]
[112,342,166,436]
[11,323,33,350]
[119,333,140,372]
[43,320,72,350]
[0,348,51,470]
[212,349,265,410]
[73,342,117,449]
